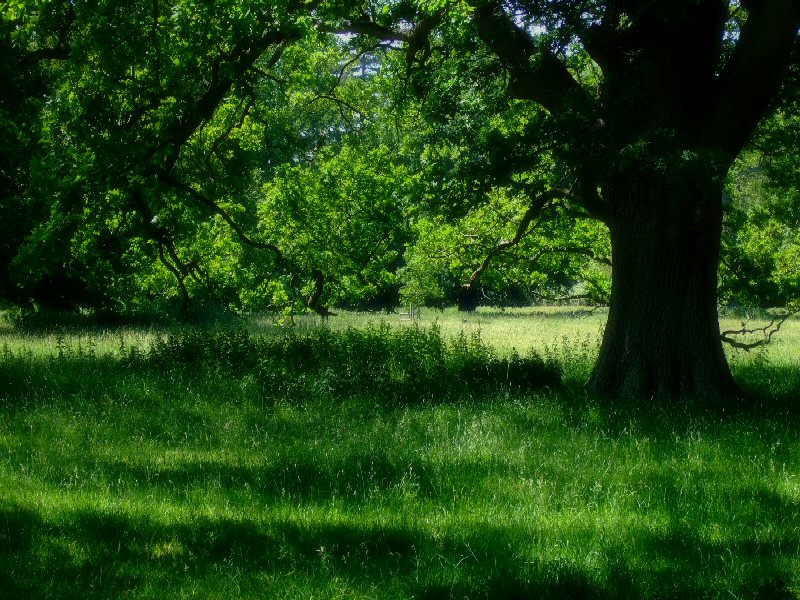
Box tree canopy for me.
[2,0,800,401]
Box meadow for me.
[1,307,800,599]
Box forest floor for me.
[1,308,799,599]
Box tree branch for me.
[319,20,409,42]
[538,245,612,267]
[711,0,800,155]
[158,243,190,306]
[159,173,283,256]
[462,187,569,289]
[468,0,590,114]
[720,310,797,351]
[307,269,337,318]
[209,95,256,157]
[158,29,300,173]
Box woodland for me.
[3,0,800,403]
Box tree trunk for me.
[587,166,739,404]
[457,284,480,312]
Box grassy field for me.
[1,308,800,598]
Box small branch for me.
[209,96,256,156]
[304,92,369,129]
[158,243,189,306]
[246,65,288,86]
[462,187,570,289]
[331,43,382,90]
[545,245,612,267]
[537,293,607,316]
[541,293,594,303]
[720,310,797,351]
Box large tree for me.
[331,0,800,402]
[488,0,799,403]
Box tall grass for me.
[1,311,799,598]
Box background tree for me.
[3,1,412,317]
[0,0,74,306]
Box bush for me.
[143,324,561,401]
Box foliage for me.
[0,0,614,317]
[2,0,798,323]
[141,324,560,400]
[2,1,411,315]
[722,152,800,310]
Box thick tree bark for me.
[587,166,739,404]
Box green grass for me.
[1,310,800,598]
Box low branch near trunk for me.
[539,246,612,267]
[720,311,797,351]
[461,188,610,295]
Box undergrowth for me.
[138,324,561,401]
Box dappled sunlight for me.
[4,460,797,598]
[2,321,800,597]
[3,405,800,597]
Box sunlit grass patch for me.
[1,311,799,597]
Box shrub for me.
[143,325,561,401]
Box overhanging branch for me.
[160,173,283,256]
[158,243,189,304]
[319,20,409,42]
[161,174,342,318]
[468,0,591,114]
[720,310,797,351]
[158,29,300,173]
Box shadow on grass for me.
[2,492,798,599]
[3,347,800,418]
[734,362,800,413]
